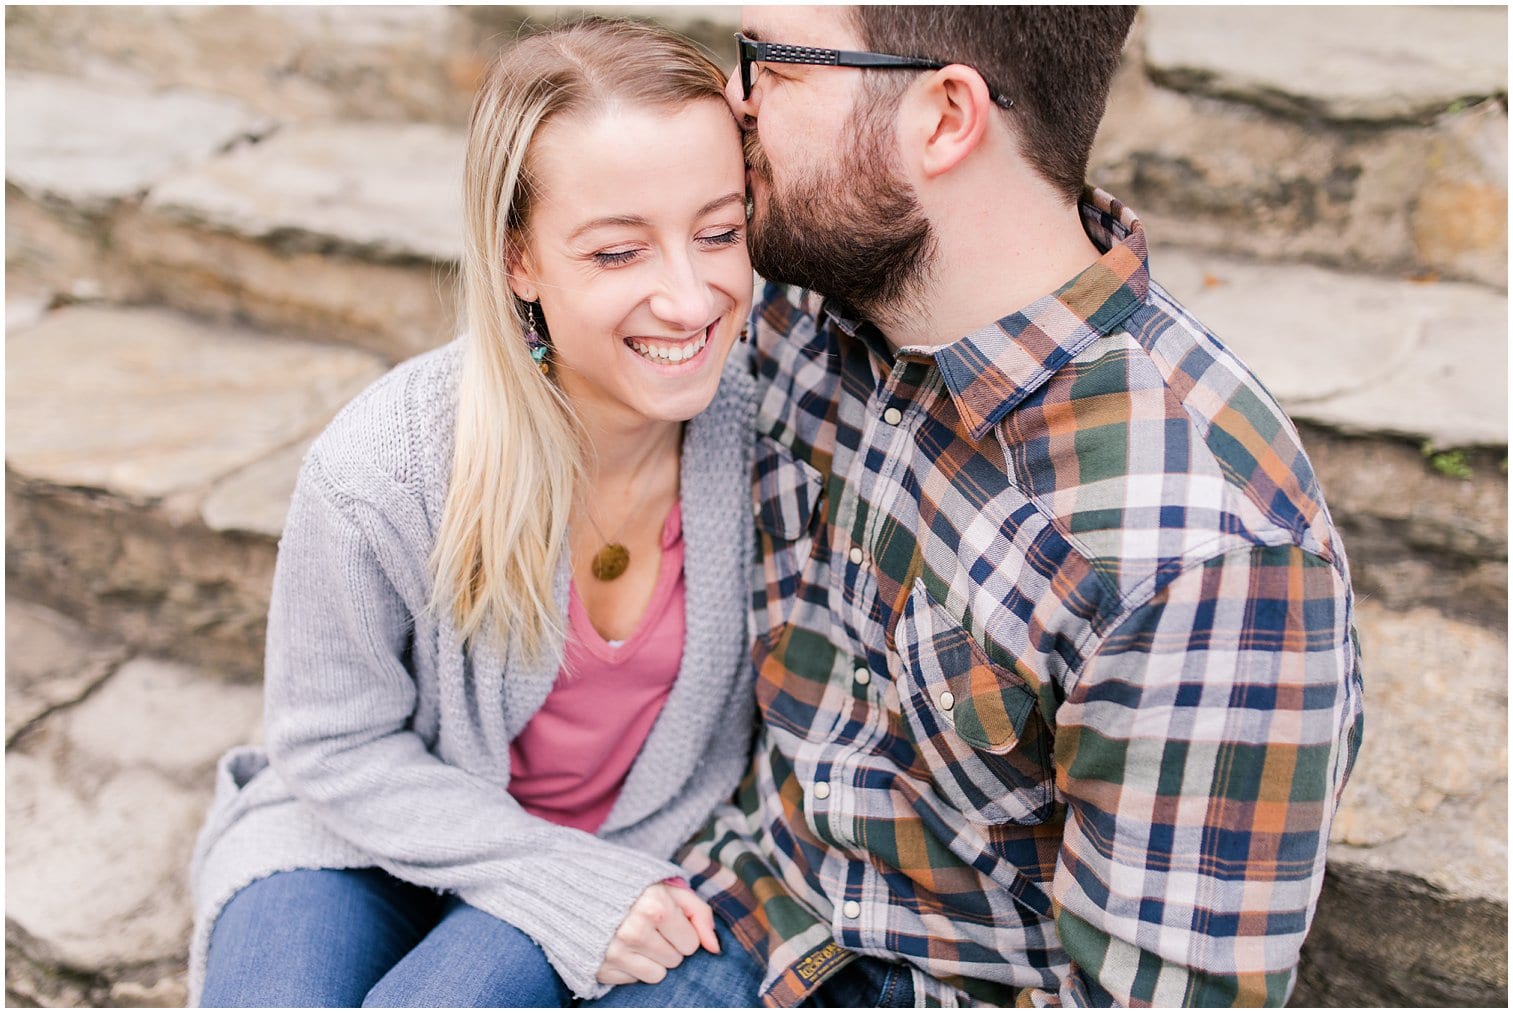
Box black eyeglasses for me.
[735,33,1013,110]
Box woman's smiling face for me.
[510,99,750,431]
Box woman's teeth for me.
[628,330,709,364]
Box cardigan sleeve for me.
[261,456,681,1000]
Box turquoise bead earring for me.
[524,303,550,375]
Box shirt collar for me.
[821,187,1149,441]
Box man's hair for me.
[852,6,1137,204]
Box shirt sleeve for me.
[1026,543,1362,1007]
[261,457,681,1000]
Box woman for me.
[190,17,759,1007]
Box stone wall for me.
[5,5,1507,1008]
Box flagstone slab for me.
[5,305,385,501]
[4,600,127,744]
[1095,46,1508,289]
[4,71,269,216]
[1157,249,1508,449]
[110,212,460,362]
[200,440,313,538]
[1329,601,1508,867]
[114,122,467,359]
[1142,7,1509,124]
[142,122,464,265]
[6,752,211,975]
[1296,845,1507,1008]
[5,653,259,1001]
[1297,427,1506,630]
[58,657,263,782]
[1302,310,1509,452]
[1297,597,1507,1007]
[1300,597,1506,1004]
[6,6,474,126]
[5,477,281,681]
[6,7,740,129]
[5,282,55,335]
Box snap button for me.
[842,900,861,919]
[813,781,831,800]
[882,406,903,426]
[848,546,864,565]
[938,691,955,712]
[853,666,871,686]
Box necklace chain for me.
[579,465,670,581]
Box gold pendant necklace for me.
[590,542,631,581]
[580,468,668,582]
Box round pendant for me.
[590,543,631,581]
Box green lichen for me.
[1421,442,1474,480]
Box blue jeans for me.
[200,867,765,1007]
[805,955,916,1007]
[201,867,567,1007]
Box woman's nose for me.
[649,255,717,331]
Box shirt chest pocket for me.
[891,580,1054,826]
[752,435,825,639]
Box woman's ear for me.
[911,64,993,179]
[506,234,538,303]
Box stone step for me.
[6,71,465,361]
[10,68,1509,392]
[1292,599,1508,1007]
[1155,247,1508,627]
[9,5,1503,137]
[117,120,467,361]
[5,303,387,679]
[1142,7,1506,125]
[8,6,1505,289]
[4,70,271,305]
[3,6,741,128]
[1157,248,1507,450]
[5,600,262,1008]
[1093,7,1508,290]
[9,9,1508,355]
[5,594,1503,1007]
[6,252,1506,679]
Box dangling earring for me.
[524,303,550,376]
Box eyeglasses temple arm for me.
[831,49,946,71]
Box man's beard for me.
[745,106,935,323]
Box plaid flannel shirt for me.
[678,189,1364,1007]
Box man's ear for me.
[910,65,994,179]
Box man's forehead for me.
[740,6,858,47]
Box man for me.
[676,6,1365,1007]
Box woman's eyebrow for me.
[698,192,746,218]
[568,193,746,242]
[568,214,649,242]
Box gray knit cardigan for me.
[188,340,758,1004]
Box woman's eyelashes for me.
[586,227,745,269]
[699,228,744,249]
[591,247,640,267]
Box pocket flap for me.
[902,585,1037,754]
[754,435,823,541]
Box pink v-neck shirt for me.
[508,503,686,833]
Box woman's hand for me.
[596,882,721,985]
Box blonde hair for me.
[433,17,728,662]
